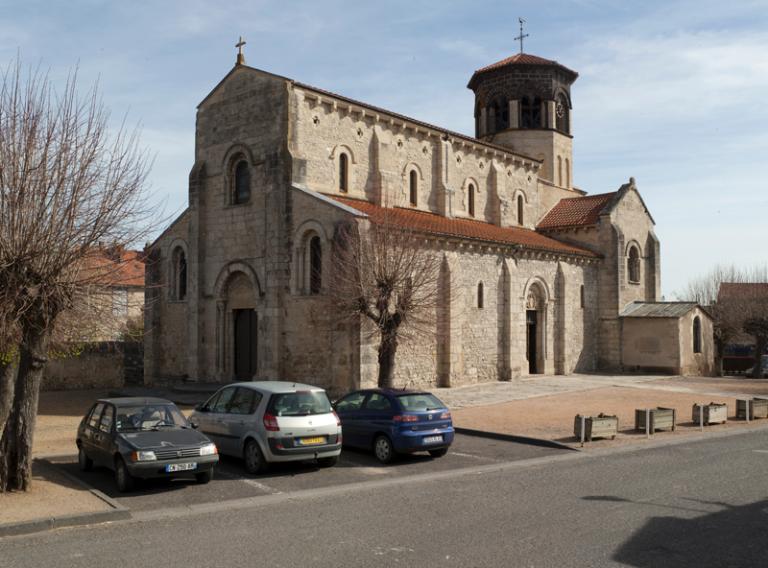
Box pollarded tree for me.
[0,57,154,492]
[331,218,441,388]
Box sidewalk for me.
[444,374,768,449]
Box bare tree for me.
[331,218,441,388]
[676,264,768,376]
[0,57,154,492]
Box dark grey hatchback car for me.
[76,397,219,492]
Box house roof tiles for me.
[537,192,617,230]
[330,196,599,258]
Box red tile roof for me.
[718,283,768,302]
[331,196,598,258]
[468,53,578,88]
[83,248,145,288]
[537,192,617,230]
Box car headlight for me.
[199,443,218,456]
[131,450,157,462]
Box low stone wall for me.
[43,342,142,391]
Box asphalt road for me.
[4,429,768,567]
[48,433,565,512]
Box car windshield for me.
[396,393,446,412]
[268,392,332,417]
[116,404,189,432]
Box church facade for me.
[144,50,712,393]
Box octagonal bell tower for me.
[468,53,578,189]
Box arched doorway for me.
[217,270,259,380]
[525,283,546,375]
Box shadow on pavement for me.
[601,495,768,567]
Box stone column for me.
[546,101,556,129]
[509,100,519,129]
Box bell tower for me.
[467,53,578,189]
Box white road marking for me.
[450,451,490,460]
[216,469,282,494]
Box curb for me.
[0,459,131,539]
[454,427,579,451]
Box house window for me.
[627,246,641,284]
[477,282,484,309]
[693,316,702,354]
[409,170,418,206]
[339,153,348,192]
[517,195,524,226]
[309,236,322,294]
[172,247,187,301]
[468,184,475,217]
[233,160,250,204]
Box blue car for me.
[334,389,454,464]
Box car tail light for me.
[393,414,418,423]
[440,411,451,420]
[263,412,280,431]
[332,410,341,427]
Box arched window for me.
[468,183,476,217]
[627,246,641,283]
[339,153,348,192]
[693,316,702,354]
[556,93,570,134]
[517,195,524,226]
[477,282,484,309]
[557,156,563,187]
[494,98,509,131]
[565,158,571,188]
[234,160,250,204]
[580,285,585,308]
[409,170,418,206]
[520,96,542,129]
[309,236,322,294]
[172,247,187,301]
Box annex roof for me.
[330,196,599,259]
[468,53,579,89]
[537,192,617,230]
[620,302,703,319]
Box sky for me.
[1,0,766,298]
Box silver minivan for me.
[190,382,341,473]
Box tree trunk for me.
[377,334,398,389]
[0,361,17,436]
[0,329,50,492]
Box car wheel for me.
[115,458,135,493]
[195,469,213,484]
[317,456,338,468]
[244,439,267,474]
[373,435,395,464]
[428,448,448,458]
[78,446,93,472]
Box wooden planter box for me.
[634,407,676,433]
[574,414,618,442]
[692,403,728,425]
[736,398,768,420]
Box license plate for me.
[423,435,443,445]
[165,462,197,472]
[298,436,326,446]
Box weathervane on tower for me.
[514,18,528,54]
[236,36,246,65]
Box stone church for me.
[144,48,714,392]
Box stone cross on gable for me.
[236,36,246,65]
[514,18,529,54]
